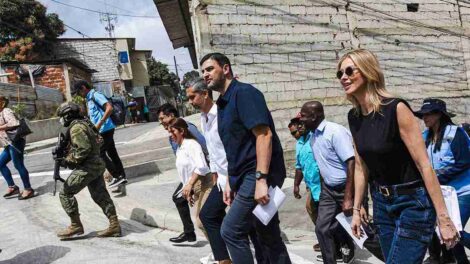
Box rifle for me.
[52,132,67,196]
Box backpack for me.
[92,91,126,126]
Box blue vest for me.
[423,125,470,196]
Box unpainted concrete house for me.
[53,38,151,100]
[155,0,470,160]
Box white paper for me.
[253,186,287,226]
[335,212,368,249]
[436,186,462,241]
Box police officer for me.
[55,102,121,239]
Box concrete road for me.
[22,122,167,175]
[0,174,217,264]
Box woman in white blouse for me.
[0,96,34,200]
[169,118,213,239]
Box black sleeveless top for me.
[348,98,421,186]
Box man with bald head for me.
[300,101,355,264]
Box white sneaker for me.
[199,253,217,264]
[316,254,344,263]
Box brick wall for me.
[191,0,470,164]
[3,65,66,93]
[35,66,66,93]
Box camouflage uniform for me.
[59,119,116,218]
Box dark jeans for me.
[172,182,195,234]
[0,138,31,189]
[100,129,125,179]
[315,182,354,264]
[452,194,470,264]
[372,185,436,264]
[200,184,267,263]
[220,172,291,264]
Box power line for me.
[49,0,160,18]
[333,0,470,39]
[0,19,103,60]
[62,23,118,51]
[81,0,139,14]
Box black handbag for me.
[2,112,33,142]
[6,117,32,142]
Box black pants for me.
[172,182,195,234]
[200,185,268,263]
[100,129,125,179]
[315,182,354,264]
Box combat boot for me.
[97,215,121,237]
[57,214,84,239]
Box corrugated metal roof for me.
[153,0,197,68]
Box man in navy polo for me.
[200,53,291,264]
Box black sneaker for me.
[169,232,196,243]
[341,245,355,264]
[108,176,128,188]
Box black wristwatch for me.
[255,171,268,180]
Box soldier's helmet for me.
[57,102,82,127]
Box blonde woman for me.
[0,96,34,199]
[337,49,459,263]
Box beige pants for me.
[306,188,319,224]
[192,175,213,239]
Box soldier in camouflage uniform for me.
[55,102,121,239]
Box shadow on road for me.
[171,241,209,248]
[120,219,153,237]
[59,231,98,241]
[0,245,70,264]
[34,180,56,197]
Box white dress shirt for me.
[201,104,228,191]
[175,139,211,188]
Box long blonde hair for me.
[337,49,393,115]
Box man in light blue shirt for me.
[72,80,127,189]
[300,101,355,264]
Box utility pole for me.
[173,56,179,79]
[173,55,184,117]
[100,13,117,38]
[99,0,117,38]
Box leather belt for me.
[375,180,424,197]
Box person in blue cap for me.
[415,98,470,264]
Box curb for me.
[124,158,175,179]
[25,142,57,153]
[24,122,145,153]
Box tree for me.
[0,0,65,61]
[181,70,200,89]
[146,56,173,86]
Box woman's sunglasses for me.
[336,66,357,79]
[290,130,298,136]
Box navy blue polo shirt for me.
[216,79,286,191]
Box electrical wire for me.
[49,0,160,18]
[63,23,118,51]
[0,19,103,60]
[320,0,470,39]
[81,0,140,15]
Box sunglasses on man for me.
[336,66,358,79]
